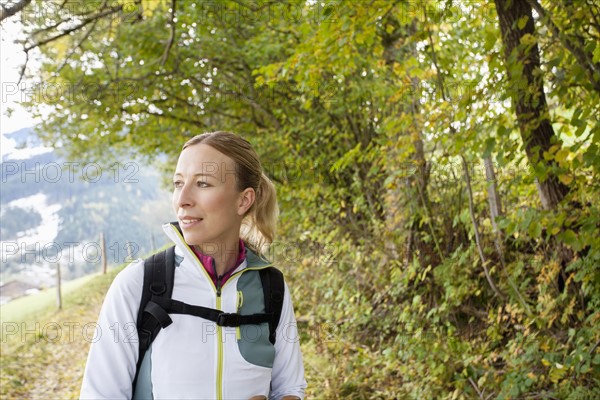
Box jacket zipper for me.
[216,274,223,297]
[216,272,224,400]
[167,224,274,400]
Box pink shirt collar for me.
[191,240,246,286]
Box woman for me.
[80,131,306,399]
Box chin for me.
[181,231,201,246]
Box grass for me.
[0,273,99,324]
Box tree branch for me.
[158,87,243,121]
[485,157,533,314]
[140,108,206,127]
[29,0,101,37]
[160,0,176,66]
[217,70,282,129]
[462,155,505,299]
[0,0,32,22]
[56,18,100,73]
[415,168,444,261]
[23,4,125,52]
[526,0,600,93]
[468,376,485,399]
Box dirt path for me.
[0,273,111,399]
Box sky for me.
[1,15,41,157]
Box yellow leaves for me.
[493,303,526,330]
[560,297,577,324]
[254,75,265,87]
[549,362,568,384]
[544,144,561,160]
[517,16,530,30]
[520,33,537,47]
[542,358,551,367]
[549,144,561,154]
[408,264,417,281]
[420,265,432,282]
[143,0,165,14]
[554,148,570,164]
[536,260,561,286]
[392,62,406,76]
[558,174,573,185]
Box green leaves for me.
[593,43,600,63]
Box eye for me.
[173,180,183,189]
[197,181,210,188]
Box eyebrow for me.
[173,172,216,178]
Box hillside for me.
[1,127,173,291]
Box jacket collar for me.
[162,222,271,273]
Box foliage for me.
[11,0,600,397]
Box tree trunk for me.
[484,156,503,232]
[494,0,570,210]
[525,0,600,93]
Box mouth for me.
[179,217,203,228]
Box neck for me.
[196,238,240,276]
[213,246,239,276]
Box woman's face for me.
[172,143,254,251]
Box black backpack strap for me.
[132,246,176,393]
[260,267,285,345]
[150,296,272,326]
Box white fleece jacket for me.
[80,222,306,399]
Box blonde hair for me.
[182,131,278,255]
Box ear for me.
[237,187,255,216]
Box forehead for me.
[175,143,237,176]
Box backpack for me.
[132,245,285,391]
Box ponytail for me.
[241,172,279,255]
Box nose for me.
[175,182,194,208]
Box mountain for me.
[0,127,173,293]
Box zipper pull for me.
[216,275,223,297]
[236,291,244,311]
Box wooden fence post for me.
[56,262,62,310]
[100,232,107,274]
